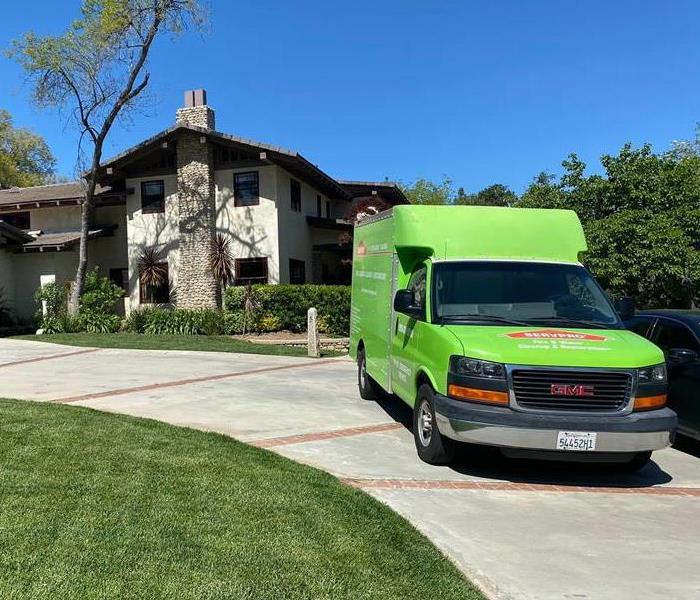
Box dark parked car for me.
[625,310,700,440]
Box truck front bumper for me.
[434,394,677,453]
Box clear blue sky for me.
[2,1,699,193]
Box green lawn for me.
[12,333,340,357]
[0,399,481,600]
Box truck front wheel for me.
[414,384,455,464]
[357,347,382,400]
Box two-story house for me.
[0,89,406,319]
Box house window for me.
[139,263,169,304]
[234,257,268,286]
[234,172,260,206]
[2,211,30,230]
[289,259,306,284]
[141,180,165,214]
[316,195,322,217]
[109,268,129,292]
[290,179,301,212]
[325,200,331,218]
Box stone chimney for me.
[176,89,215,130]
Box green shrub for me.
[34,268,123,333]
[121,307,157,333]
[257,313,283,333]
[129,308,225,336]
[222,310,245,335]
[79,311,121,334]
[224,284,350,335]
[80,268,123,314]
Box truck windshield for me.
[432,261,621,328]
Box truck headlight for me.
[637,363,667,384]
[449,356,505,379]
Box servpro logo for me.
[505,329,608,342]
[356,241,367,256]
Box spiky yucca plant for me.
[137,247,168,304]
[210,234,234,308]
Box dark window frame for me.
[289,258,306,284]
[234,171,260,207]
[325,200,331,218]
[290,179,302,212]
[316,195,322,217]
[141,180,165,214]
[234,257,269,286]
[139,262,169,304]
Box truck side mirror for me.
[394,289,421,318]
[615,296,635,321]
[667,348,699,365]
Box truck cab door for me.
[653,318,700,436]
[391,263,428,402]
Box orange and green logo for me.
[505,329,608,342]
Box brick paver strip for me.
[0,347,101,369]
[342,478,700,497]
[251,422,404,448]
[52,358,340,404]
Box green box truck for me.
[349,205,676,470]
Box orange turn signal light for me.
[448,384,509,406]
[633,394,667,411]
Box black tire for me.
[619,451,652,473]
[413,384,455,465]
[357,347,382,400]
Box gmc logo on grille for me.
[550,384,595,397]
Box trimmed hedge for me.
[224,284,350,336]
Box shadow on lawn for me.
[374,394,675,488]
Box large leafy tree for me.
[455,183,518,207]
[400,176,454,205]
[0,110,55,188]
[9,0,207,313]
[519,144,700,308]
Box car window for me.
[407,264,427,317]
[626,317,654,338]
[654,320,700,353]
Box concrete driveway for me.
[1,338,699,600]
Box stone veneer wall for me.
[176,131,219,308]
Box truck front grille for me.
[511,369,632,413]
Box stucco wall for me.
[30,205,82,231]
[125,174,179,312]
[11,250,79,319]
[215,165,280,284]
[0,246,15,313]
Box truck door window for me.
[407,265,427,319]
[654,320,700,353]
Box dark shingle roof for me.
[0,182,113,210]
[21,226,116,251]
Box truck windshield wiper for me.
[440,314,532,327]
[526,317,618,330]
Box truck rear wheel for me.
[413,384,455,464]
[357,347,382,400]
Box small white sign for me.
[556,431,597,451]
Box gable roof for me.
[99,124,353,201]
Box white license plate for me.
[556,431,597,451]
